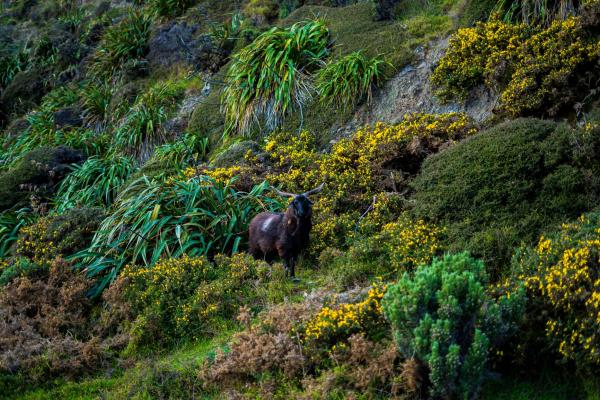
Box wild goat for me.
[248,184,324,278]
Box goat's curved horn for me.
[303,183,325,197]
[272,186,297,198]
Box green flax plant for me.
[0,209,35,258]
[54,154,136,212]
[316,51,388,111]
[221,20,330,136]
[76,176,283,296]
[114,80,185,160]
[89,8,152,78]
[495,0,588,25]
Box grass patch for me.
[481,371,590,400]
[11,332,235,400]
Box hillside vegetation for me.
[1,0,600,399]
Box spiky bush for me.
[316,51,387,110]
[153,133,210,170]
[382,253,526,399]
[54,155,136,212]
[89,9,152,78]
[80,80,112,128]
[146,0,195,17]
[114,80,185,160]
[221,20,330,135]
[0,47,29,88]
[495,0,592,25]
[76,176,283,295]
[0,209,34,258]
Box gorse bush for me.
[10,208,104,272]
[514,212,600,368]
[77,176,283,295]
[90,9,152,78]
[432,17,600,116]
[382,253,525,399]
[320,214,443,288]
[113,254,269,351]
[267,112,477,210]
[55,155,136,212]
[221,20,330,135]
[412,118,600,274]
[316,51,387,110]
[303,283,387,347]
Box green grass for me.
[481,372,594,400]
[12,332,235,400]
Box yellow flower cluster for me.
[318,113,476,204]
[433,17,600,116]
[304,284,386,343]
[0,259,8,273]
[266,113,475,209]
[380,218,442,271]
[432,19,527,100]
[122,255,212,305]
[524,214,600,365]
[15,218,59,266]
[501,17,600,116]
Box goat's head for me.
[273,183,324,218]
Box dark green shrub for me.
[372,0,401,20]
[0,146,84,211]
[147,0,196,17]
[382,253,525,399]
[411,118,600,274]
[0,67,49,120]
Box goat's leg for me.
[288,256,296,278]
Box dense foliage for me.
[222,20,330,134]
[78,176,283,295]
[383,253,525,399]
[412,118,600,273]
[432,15,600,116]
[2,0,600,398]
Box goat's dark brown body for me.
[248,208,312,277]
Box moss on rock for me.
[0,146,84,211]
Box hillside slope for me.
[1,0,600,399]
